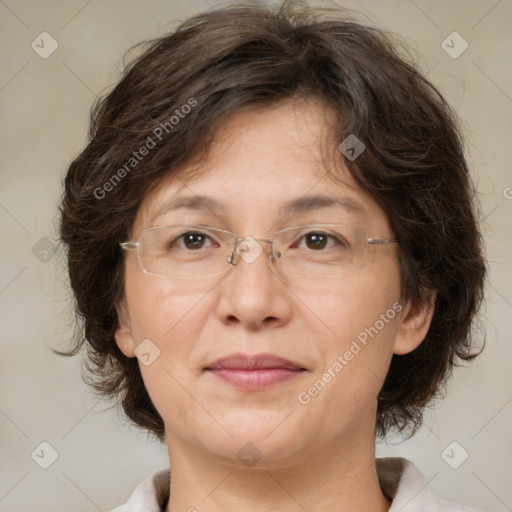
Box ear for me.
[393,291,436,355]
[114,299,136,358]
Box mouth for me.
[204,353,306,390]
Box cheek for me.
[292,265,401,417]
[123,269,217,426]
[124,260,211,344]
[291,262,401,346]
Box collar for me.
[109,457,482,512]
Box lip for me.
[204,353,306,390]
[205,353,304,371]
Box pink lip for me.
[204,353,306,390]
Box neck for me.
[164,424,391,512]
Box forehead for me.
[133,99,390,234]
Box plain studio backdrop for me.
[0,1,511,511]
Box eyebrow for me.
[279,195,367,217]
[150,194,367,224]
[151,195,223,223]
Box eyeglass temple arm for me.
[367,238,399,245]
[120,242,138,250]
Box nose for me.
[215,238,293,330]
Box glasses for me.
[120,224,399,279]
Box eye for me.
[293,231,348,251]
[172,231,218,250]
[303,232,329,250]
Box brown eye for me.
[169,231,217,251]
[182,232,208,250]
[304,233,328,250]
[291,230,349,252]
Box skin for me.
[115,98,434,512]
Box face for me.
[115,99,431,467]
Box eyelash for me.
[292,232,347,250]
[172,232,218,250]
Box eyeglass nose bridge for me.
[226,236,278,266]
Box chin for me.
[196,413,312,467]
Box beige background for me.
[0,0,511,510]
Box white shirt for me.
[108,457,484,512]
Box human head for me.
[59,0,485,440]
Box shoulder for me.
[107,468,170,512]
[377,457,484,512]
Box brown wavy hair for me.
[58,0,486,439]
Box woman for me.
[59,1,486,510]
